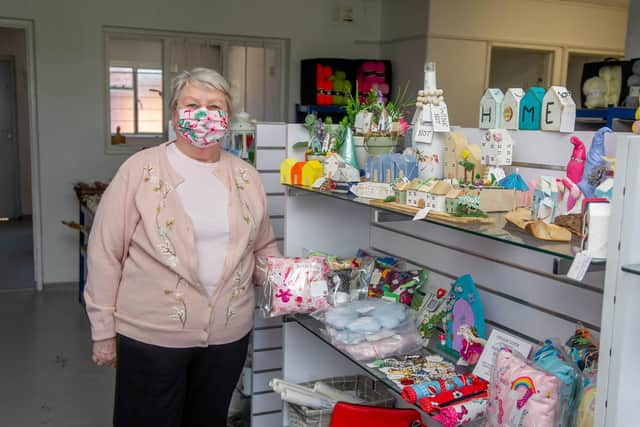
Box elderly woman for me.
[85,67,280,427]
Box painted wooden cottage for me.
[280,158,297,184]
[479,88,504,129]
[519,87,546,130]
[541,86,576,132]
[502,88,525,130]
[302,160,323,187]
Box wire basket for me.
[286,375,396,427]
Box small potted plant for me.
[347,82,412,168]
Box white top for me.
[167,143,229,296]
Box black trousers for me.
[113,333,249,427]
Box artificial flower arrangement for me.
[351,82,412,140]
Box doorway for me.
[489,46,554,90]
[0,27,35,290]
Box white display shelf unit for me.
[252,124,634,427]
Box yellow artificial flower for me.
[461,149,470,160]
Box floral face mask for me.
[176,107,229,148]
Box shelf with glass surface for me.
[285,314,468,421]
[283,183,605,268]
[621,264,640,276]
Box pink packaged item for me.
[486,348,561,427]
[432,398,487,427]
[261,256,331,317]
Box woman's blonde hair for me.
[169,67,233,114]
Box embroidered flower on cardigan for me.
[144,164,179,269]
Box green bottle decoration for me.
[340,127,359,170]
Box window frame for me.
[103,27,288,155]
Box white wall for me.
[626,0,640,58]
[0,0,383,283]
[427,0,628,126]
[0,27,31,215]
[379,0,428,113]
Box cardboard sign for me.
[432,103,450,132]
[414,123,434,144]
[473,329,533,381]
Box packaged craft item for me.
[260,256,331,318]
[368,355,457,388]
[362,263,429,306]
[320,299,422,361]
[486,348,562,427]
[431,397,487,427]
[533,340,580,427]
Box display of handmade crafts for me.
[443,274,486,357]
[578,127,612,199]
[457,324,487,366]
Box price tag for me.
[310,280,328,297]
[421,104,433,122]
[432,102,450,132]
[473,329,533,381]
[412,206,431,221]
[402,176,410,184]
[312,176,326,189]
[354,112,365,131]
[414,123,434,144]
[567,250,592,281]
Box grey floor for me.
[0,216,36,290]
[0,286,251,427]
[0,285,115,426]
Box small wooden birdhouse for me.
[280,158,297,184]
[291,162,306,186]
[502,88,525,130]
[481,129,513,167]
[479,88,504,129]
[519,87,546,130]
[541,86,576,132]
[302,160,323,187]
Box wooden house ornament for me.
[519,87,545,130]
[302,160,323,187]
[444,131,485,182]
[541,86,576,132]
[407,180,436,208]
[430,180,454,212]
[280,158,297,184]
[479,88,504,129]
[502,88,525,130]
[291,162,306,186]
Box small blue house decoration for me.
[445,274,486,354]
[368,154,419,183]
[519,87,546,130]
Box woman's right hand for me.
[92,338,117,368]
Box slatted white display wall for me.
[277,126,628,426]
[250,123,287,427]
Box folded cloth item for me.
[432,397,487,427]
[325,306,360,329]
[337,331,422,361]
[347,316,382,333]
[401,373,480,404]
[418,380,488,414]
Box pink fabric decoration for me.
[567,136,587,184]
[264,256,330,317]
[486,349,561,427]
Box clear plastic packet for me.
[259,256,331,318]
[486,346,563,427]
[573,361,597,427]
[533,339,580,427]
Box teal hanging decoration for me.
[340,127,359,170]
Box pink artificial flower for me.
[398,117,409,136]
[493,132,503,142]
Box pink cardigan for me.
[84,142,280,348]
